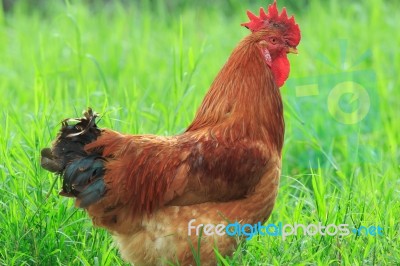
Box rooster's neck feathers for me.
[187,36,284,151]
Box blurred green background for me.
[0,0,398,265]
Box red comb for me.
[241,0,301,46]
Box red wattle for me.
[271,55,290,87]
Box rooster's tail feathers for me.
[41,108,106,208]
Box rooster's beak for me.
[287,47,298,54]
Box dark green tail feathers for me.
[41,108,107,208]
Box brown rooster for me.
[41,1,301,265]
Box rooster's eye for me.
[270,37,277,44]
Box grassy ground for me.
[0,0,399,265]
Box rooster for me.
[41,1,300,265]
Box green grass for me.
[0,0,399,265]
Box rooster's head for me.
[241,0,301,87]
